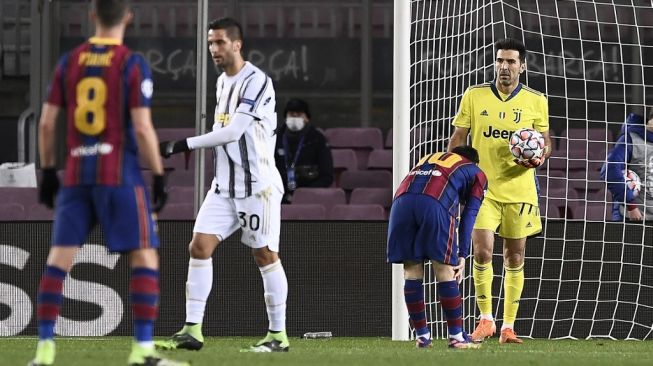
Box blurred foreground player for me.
[29,1,187,365]
[387,146,487,349]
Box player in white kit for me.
[156,17,289,353]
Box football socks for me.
[473,260,494,317]
[503,263,525,326]
[404,279,430,339]
[259,260,288,332]
[186,257,213,324]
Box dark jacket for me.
[274,124,334,197]
[600,113,653,220]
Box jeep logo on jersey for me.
[409,169,442,176]
[483,126,515,139]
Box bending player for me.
[387,146,487,349]
[448,38,552,344]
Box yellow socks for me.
[503,263,524,325]
[473,260,494,316]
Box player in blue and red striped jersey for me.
[387,145,487,349]
[29,1,186,366]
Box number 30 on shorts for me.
[238,211,260,231]
[74,77,107,136]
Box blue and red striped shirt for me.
[47,37,153,186]
[395,152,488,255]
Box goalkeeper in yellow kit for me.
[448,38,552,344]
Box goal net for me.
[394,0,653,340]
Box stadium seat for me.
[167,169,196,187]
[0,203,26,220]
[584,202,611,221]
[331,149,358,187]
[561,128,614,143]
[339,170,392,190]
[384,127,431,149]
[0,187,38,206]
[157,203,195,220]
[328,204,386,220]
[281,204,327,220]
[349,188,393,208]
[291,187,347,214]
[366,149,392,171]
[167,186,196,204]
[27,204,54,221]
[324,128,383,169]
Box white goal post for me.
[392,0,653,341]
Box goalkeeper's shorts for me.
[387,193,460,266]
[473,197,542,239]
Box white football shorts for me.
[193,182,282,252]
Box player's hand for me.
[38,168,60,209]
[151,174,168,213]
[453,257,465,284]
[626,205,643,221]
[514,155,545,169]
[159,139,190,158]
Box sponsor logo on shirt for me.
[482,125,515,139]
[70,142,114,157]
[409,169,442,176]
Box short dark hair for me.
[284,98,311,119]
[452,145,479,164]
[495,38,527,62]
[93,0,129,28]
[208,17,243,42]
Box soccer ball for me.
[509,128,545,161]
[624,169,641,197]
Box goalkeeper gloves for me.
[151,174,168,213]
[39,168,60,209]
[159,139,190,158]
[514,155,545,169]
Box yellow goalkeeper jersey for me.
[452,82,549,205]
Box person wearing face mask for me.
[601,110,653,222]
[275,98,334,203]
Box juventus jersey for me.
[212,61,283,198]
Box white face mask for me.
[286,117,305,132]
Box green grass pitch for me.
[4,337,652,365]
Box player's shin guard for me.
[473,260,494,317]
[186,257,213,324]
[37,266,67,340]
[502,263,524,328]
[437,280,464,339]
[130,268,159,345]
[259,260,288,332]
[404,279,430,339]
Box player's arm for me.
[458,171,488,258]
[602,133,636,204]
[448,88,473,152]
[37,103,61,208]
[132,107,167,213]
[38,103,60,169]
[447,127,470,152]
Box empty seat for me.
[158,203,195,220]
[331,149,358,187]
[291,187,346,214]
[331,149,358,173]
[385,127,431,149]
[329,204,386,220]
[0,203,26,220]
[562,128,614,143]
[168,169,196,186]
[367,149,392,171]
[281,204,326,220]
[584,202,611,221]
[0,187,38,206]
[27,204,54,221]
[350,188,393,208]
[167,186,196,204]
[324,128,383,169]
[339,170,392,190]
